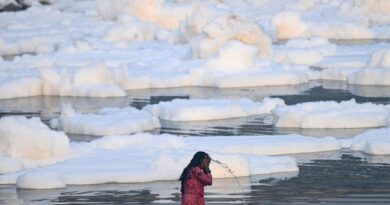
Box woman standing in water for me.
[179,151,213,205]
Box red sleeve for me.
[193,167,212,186]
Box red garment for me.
[181,166,212,205]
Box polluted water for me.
[211,159,242,187]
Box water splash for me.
[211,159,241,186]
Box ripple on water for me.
[1,153,390,204]
[1,84,390,204]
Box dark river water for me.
[1,81,390,204]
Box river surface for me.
[1,81,390,204]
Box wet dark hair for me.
[179,151,210,191]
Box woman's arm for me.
[193,167,212,185]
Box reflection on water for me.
[0,81,389,140]
[1,82,390,204]
[0,81,389,118]
[0,172,297,205]
[329,39,390,45]
[1,153,390,204]
[277,39,390,46]
[159,115,275,136]
[273,82,390,105]
[323,80,390,98]
[160,115,369,138]
[0,96,129,121]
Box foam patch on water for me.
[145,97,284,121]
[0,156,24,174]
[273,99,389,128]
[0,116,70,174]
[0,132,351,189]
[60,104,160,135]
[1,0,389,99]
[40,63,126,97]
[0,133,301,189]
[1,127,390,189]
[0,116,70,160]
[273,37,336,66]
[347,48,390,85]
[350,128,390,155]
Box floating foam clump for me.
[0,77,42,99]
[367,48,390,68]
[192,14,271,58]
[179,5,222,41]
[340,0,390,26]
[60,40,93,54]
[0,116,70,160]
[273,37,336,65]
[8,129,390,189]
[104,18,157,42]
[96,0,131,21]
[271,9,373,40]
[0,156,24,174]
[17,171,66,190]
[144,97,285,121]
[3,133,348,189]
[92,134,185,150]
[210,63,310,87]
[128,0,194,30]
[97,0,194,30]
[184,135,341,156]
[206,40,258,72]
[60,104,160,135]
[271,11,307,39]
[350,128,390,155]
[273,99,389,128]
[347,48,390,85]
[321,67,361,81]
[40,63,126,97]
[0,35,60,56]
[307,22,374,40]
[347,69,390,86]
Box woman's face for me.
[201,156,211,168]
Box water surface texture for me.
[1,83,390,204]
[1,152,390,204]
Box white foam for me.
[273,99,389,128]
[60,104,160,135]
[273,37,336,65]
[40,63,126,97]
[350,128,390,155]
[347,48,390,85]
[104,18,157,42]
[321,67,360,81]
[2,128,390,189]
[271,11,307,39]
[368,49,390,67]
[184,135,341,155]
[0,77,42,99]
[192,14,271,58]
[206,40,259,73]
[3,132,348,189]
[0,116,70,160]
[0,131,343,189]
[17,171,66,190]
[97,0,194,30]
[144,97,285,121]
[348,68,390,86]
[0,156,24,174]
[205,62,311,87]
[1,0,390,95]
